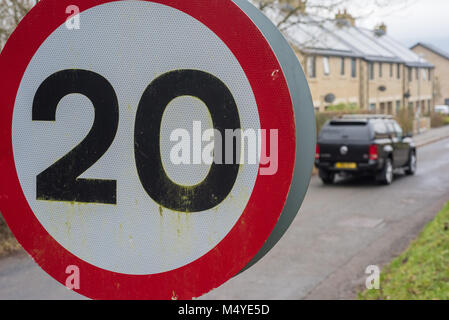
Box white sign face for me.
[12,1,260,275]
[2,0,314,300]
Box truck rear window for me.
[319,122,370,141]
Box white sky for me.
[357,0,449,53]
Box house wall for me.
[412,45,449,106]
[403,66,434,115]
[366,62,404,115]
[295,50,434,115]
[359,60,369,110]
[296,52,360,112]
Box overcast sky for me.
[358,0,449,53]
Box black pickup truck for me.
[315,115,416,185]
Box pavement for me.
[1,127,449,300]
[413,125,449,147]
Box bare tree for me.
[0,0,36,49]
[0,0,414,49]
[252,0,415,31]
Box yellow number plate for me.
[336,162,357,169]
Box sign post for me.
[0,0,315,299]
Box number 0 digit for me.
[134,69,241,212]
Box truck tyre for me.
[319,169,335,185]
[377,158,393,185]
[405,151,417,175]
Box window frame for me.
[323,56,330,76]
[422,68,427,81]
[369,62,374,80]
[307,56,316,78]
[340,57,345,76]
[372,119,389,139]
[351,58,357,78]
[391,120,403,139]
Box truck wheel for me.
[405,151,417,175]
[319,169,335,185]
[377,158,393,185]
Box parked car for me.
[315,115,416,185]
[435,105,449,115]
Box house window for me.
[369,103,376,111]
[387,101,393,114]
[351,58,357,78]
[340,57,345,76]
[369,63,374,80]
[390,63,393,78]
[379,62,382,78]
[396,100,401,114]
[397,64,401,79]
[307,56,316,78]
[408,67,412,82]
[323,57,330,76]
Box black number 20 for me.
[32,69,240,212]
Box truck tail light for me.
[315,144,320,160]
[369,144,378,160]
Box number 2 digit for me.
[32,69,119,204]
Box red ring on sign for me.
[0,0,296,300]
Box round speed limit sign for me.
[0,0,315,299]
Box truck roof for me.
[339,114,393,120]
[340,114,393,120]
[329,119,368,125]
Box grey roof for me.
[289,21,433,68]
[262,6,433,68]
[411,42,449,61]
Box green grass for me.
[0,213,20,257]
[359,202,449,300]
[325,103,360,112]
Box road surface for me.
[1,137,449,299]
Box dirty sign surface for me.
[0,0,314,299]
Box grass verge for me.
[0,213,20,258]
[359,201,449,300]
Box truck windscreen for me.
[319,123,370,141]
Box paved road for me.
[1,138,449,300]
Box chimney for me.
[374,23,387,37]
[279,0,306,14]
[335,9,355,27]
